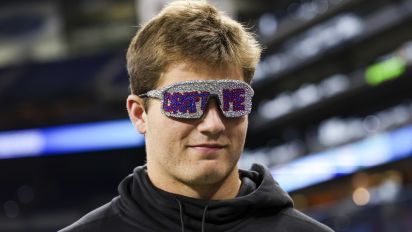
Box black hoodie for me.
[60,164,334,232]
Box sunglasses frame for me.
[139,80,254,119]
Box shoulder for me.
[277,208,334,232]
[58,201,120,232]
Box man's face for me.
[140,62,248,186]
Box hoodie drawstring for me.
[201,204,209,232]
[175,198,209,232]
[175,198,185,232]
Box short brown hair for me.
[126,0,261,96]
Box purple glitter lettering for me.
[223,88,245,111]
[171,92,183,113]
[198,92,210,111]
[178,92,196,113]
[184,92,198,113]
[163,92,173,112]
[233,88,245,111]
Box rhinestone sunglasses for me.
[138,80,254,119]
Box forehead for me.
[157,62,244,89]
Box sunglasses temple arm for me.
[139,90,163,99]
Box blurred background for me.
[1,0,412,231]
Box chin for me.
[188,162,229,184]
[196,159,225,173]
[188,173,225,185]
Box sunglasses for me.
[138,80,254,119]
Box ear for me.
[127,95,147,134]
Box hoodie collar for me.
[114,164,293,231]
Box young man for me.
[60,1,334,231]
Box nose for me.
[197,99,226,136]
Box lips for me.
[188,143,227,149]
[187,143,227,154]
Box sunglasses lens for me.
[162,89,209,119]
[219,82,253,118]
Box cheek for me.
[147,113,192,145]
[227,118,248,139]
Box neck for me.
[147,164,242,200]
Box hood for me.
[113,163,293,231]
